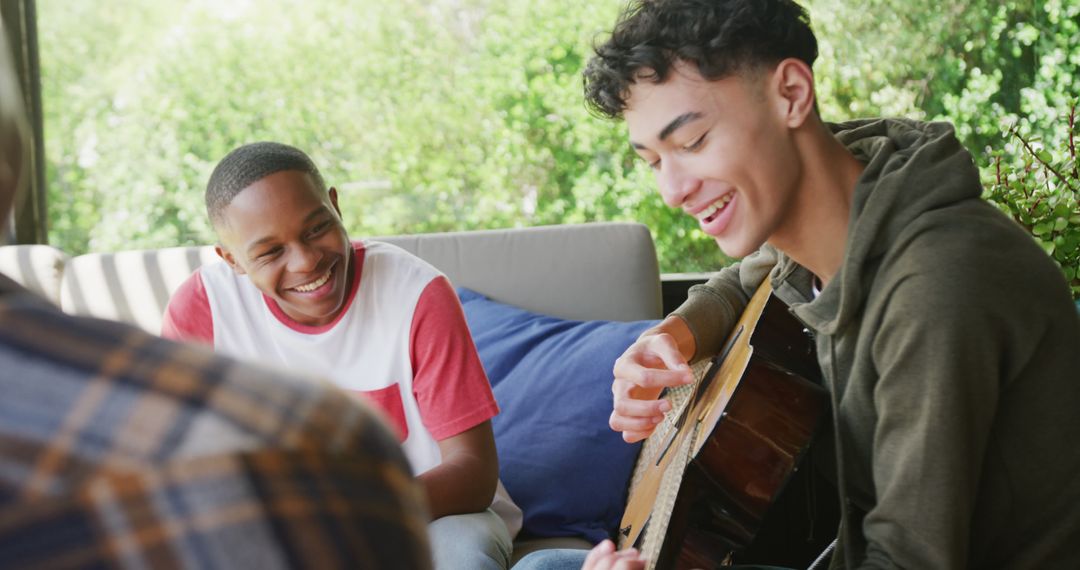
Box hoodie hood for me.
[787,118,983,334]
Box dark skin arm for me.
[418,420,499,519]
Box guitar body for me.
[619,281,827,569]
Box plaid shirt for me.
[0,276,432,569]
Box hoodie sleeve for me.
[671,245,777,362]
[861,267,1006,569]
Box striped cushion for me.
[0,244,68,306]
[60,246,218,333]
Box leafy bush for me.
[38,0,729,273]
[984,102,1080,297]
[36,0,1079,287]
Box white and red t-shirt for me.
[162,240,498,476]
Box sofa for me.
[0,221,666,565]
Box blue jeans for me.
[429,509,513,570]
[511,548,793,570]
[511,548,589,570]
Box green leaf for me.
[1055,217,1069,231]
[1033,222,1052,235]
[1039,240,1056,255]
[1036,149,1053,163]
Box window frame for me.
[1,0,46,245]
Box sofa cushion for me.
[378,222,663,322]
[457,288,657,544]
[60,246,218,333]
[0,245,68,306]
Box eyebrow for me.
[659,112,703,141]
[630,111,705,150]
[244,207,329,255]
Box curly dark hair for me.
[205,141,327,228]
[584,0,818,118]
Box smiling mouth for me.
[697,193,734,223]
[291,266,333,293]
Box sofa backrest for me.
[374,222,662,322]
[59,245,221,333]
[0,222,663,333]
[0,244,68,305]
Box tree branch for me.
[1010,127,1080,193]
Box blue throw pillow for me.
[457,288,658,543]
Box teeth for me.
[697,194,733,222]
[293,268,332,292]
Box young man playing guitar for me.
[517,0,1080,568]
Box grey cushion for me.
[375,222,662,322]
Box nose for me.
[286,243,322,273]
[657,162,701,209]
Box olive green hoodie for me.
[675,118,1080,569]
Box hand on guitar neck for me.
[610,315,698,443]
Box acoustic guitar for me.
[618,280,828,569]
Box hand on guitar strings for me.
[582,539,646,570]
[610,320,696,443]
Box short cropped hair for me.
[584,0,818,119]
[205,142,327,227]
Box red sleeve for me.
[410,276,499,441]
[161,269,214,345]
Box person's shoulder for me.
[0,301,430,566]
[360,239,442,282]
[877,201,1071,316]
[195,256,247,290]
[4,300,402,453]
[361,239,415,261]
[168,265,207,303]
[889,200,1051,282]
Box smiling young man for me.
[515,1,1080,569]
[162,142,520,570]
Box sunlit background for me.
[38,0,1080,283]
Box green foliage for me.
[807,0,1079,297]
[808,0,1080,152]
[984,102,1080,296]
[35,0,1080,289]
[37,0,728,272]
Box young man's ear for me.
[772,58,816,129]
[328,187,343,218]
[214,244,247,276]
